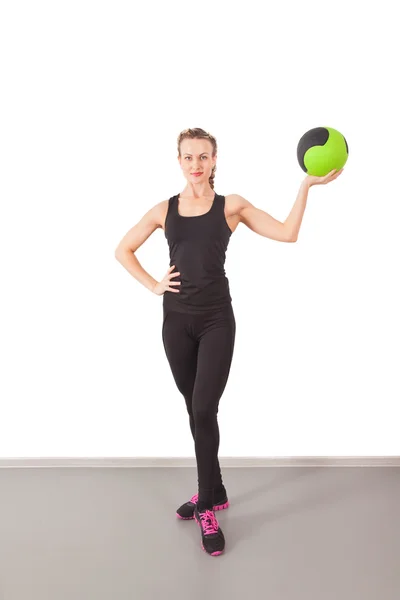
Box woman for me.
[115,127,342,557]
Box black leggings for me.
[162,303,236,504]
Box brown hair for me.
[177,128,218,190]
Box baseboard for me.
[1,456,399,468]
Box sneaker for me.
[194,505,225,556]
[176,492,229,520]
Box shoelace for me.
[190,493,199,504]
[198,509,219,535]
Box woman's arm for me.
[114,200,167,293]
[237,196,297,242]
[234,169,343,242]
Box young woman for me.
[115,127,342,557]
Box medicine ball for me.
[297,127,349,177]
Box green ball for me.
[297,127,349,177]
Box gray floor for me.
[0,466,399,600]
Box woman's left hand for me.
[305,168,344,187]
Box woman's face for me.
[178,138,216,184]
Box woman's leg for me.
[162,309,228,492]
[191,306,236,509]
[162,309,198,423]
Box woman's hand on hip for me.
[152,265,181,295]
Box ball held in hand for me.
[297,127,349,177]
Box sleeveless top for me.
[163,192,232,314]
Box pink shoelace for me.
[198,509,219,535]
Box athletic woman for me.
[115,127,342,556]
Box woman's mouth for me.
[191,172,203,177]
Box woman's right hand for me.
[152,265,181,296]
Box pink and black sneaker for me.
[194,505,225,556]
[176,491,229,520]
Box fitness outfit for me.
[162,192,236,514]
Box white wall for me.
[1,0,399,457]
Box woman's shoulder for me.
[224,193,247,216]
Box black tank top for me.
[163,192,232,314]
